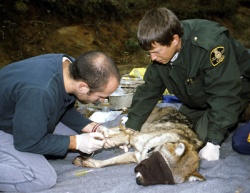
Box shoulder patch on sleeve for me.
[210,46,225,66]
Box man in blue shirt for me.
[0,51,120,192]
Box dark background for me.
[1,0,250,73]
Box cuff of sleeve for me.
[76,135,79,149]
[125,120,142,131]
[205,139,221,146]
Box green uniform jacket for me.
[126,19,250,144]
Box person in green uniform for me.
[125,7,250,161]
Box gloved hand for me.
[118,116,133,152]
[76,132,105,154]
[95,125,114,138]
[94,125,116,148]
[119,144,130,152]
[199,142,220,161]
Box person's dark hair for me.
[137,7,184,51]
[69,51,120,93]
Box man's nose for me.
[150,53,157,61]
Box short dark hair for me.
[69,51,120,93]
[137,7,184,51]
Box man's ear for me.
[172,34,180,46]
[78,82,90,93]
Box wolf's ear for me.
[187,170,206,182]
[175,142,185,156]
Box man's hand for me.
[199,142,220,161]
[118,116,134,152]
[119,144,130,152]
[96,125,114,137]
[95,125,116,148]
[76,132,105,154]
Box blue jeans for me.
[0,123,77,192]
[232,122,250,155]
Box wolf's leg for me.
[105,127,137,148]
[73,152,136,168]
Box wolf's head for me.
[131,125,205,186]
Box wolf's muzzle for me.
[134,151,175,186]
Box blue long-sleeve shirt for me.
[0,54,92,156]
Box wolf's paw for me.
[73,156,99,168]
[72,156,85,167]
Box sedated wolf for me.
[73,107,206,186]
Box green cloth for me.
[126,19,250,144]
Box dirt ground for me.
[0,2,148,74]
[0,1,250,74]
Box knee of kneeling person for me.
[232,133,250,155]
[41,168,57,190]
[35,167,57,192]
[17,165,57,192]
[232,141,250,154]
[232,139,244,154]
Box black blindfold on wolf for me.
[134,151,175,186]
